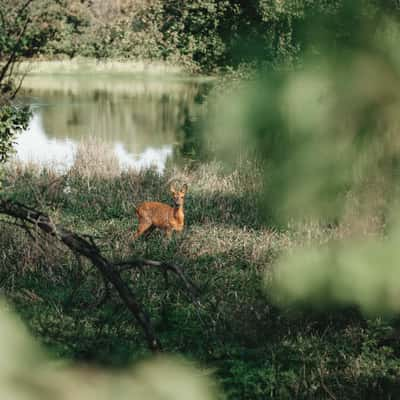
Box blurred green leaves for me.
[0,301,218,400]
[212,1,400,314]
[272,226,400,316]
[214,49,400,223]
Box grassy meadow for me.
[1,143,400,399]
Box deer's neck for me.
[173,205,184,224]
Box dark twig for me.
[114,257,200,305]
[96,273,111,308]
[114,256,210,331]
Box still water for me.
[17,73,211,172]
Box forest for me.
[2,1,400,399]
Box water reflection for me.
[16,113,76,171]
[16,113,173,173]
[16,74,210,172]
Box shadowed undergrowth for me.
[1,161,400,399]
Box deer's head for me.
[171,184,188,207]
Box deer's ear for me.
[170,185,176,194]
[182,184,188,193]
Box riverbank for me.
[17,59,217,80]
[1,157,399,399]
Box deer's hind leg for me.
[143,225,156,238]
[133,221,153,240]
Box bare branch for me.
[10,64,29,100]
[0,198,161,352]
[0,16,31,84]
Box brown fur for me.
[133,184,187,240]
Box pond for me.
[16,72,212,173]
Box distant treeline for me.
[15,0,393,71]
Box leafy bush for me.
[0,105,30,163]
[0,0,58,177]
[0,0,61,58]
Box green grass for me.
[1,160,400,399]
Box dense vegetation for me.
[9,0,398,72]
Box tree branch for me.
[0,0,35,86]
[0,198,161,352]
[0,198,204,352]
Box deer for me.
[133,183,188,240]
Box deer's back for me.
[136,201,173,228]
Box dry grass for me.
[72,138,121,179]
[17,59,188,76]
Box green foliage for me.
[0,0,61,170]
[0,105,30,164]
[210,1,400,316]
[0,302,217,400]
[39,0,400,71]
[214,2,400,222]
[2,0,400,72]
[272,229,400,316]
[0,0,62,58]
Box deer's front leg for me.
[165,229,173,239]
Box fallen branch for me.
[0,198,204,351]
[0,198,161,352]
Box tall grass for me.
[72,139,121,179]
